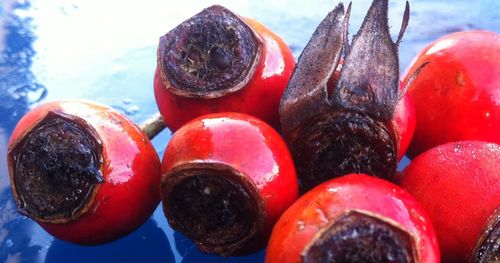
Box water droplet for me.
[6,239,13,248]
[125,105,139,115]
[297,220,305,231]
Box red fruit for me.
[398,141,500,263]
[160,112,298,256]
[394,92,416,160]
[403,30,500,158]
[154,5,295,132]
[280,0,411,190]
[8,101,161,245]
[266,174,439,263]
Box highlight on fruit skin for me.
[266,174,440,263]
[7,100,161,245]
[398,141,500,263]
[403,30,500,159]
[280,0,413,191]
[159,112,299,256]
[154,5,295,131]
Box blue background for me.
[1,0,499,262]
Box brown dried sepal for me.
[470,210,500,263]
[161,163,265,256]
[302,211,416,263]
[280,0,410,189]
[8,110,103,223]
[158,5,263,99]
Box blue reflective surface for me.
[0,1,499,262]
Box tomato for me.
[402,30,500,158]
[159,112,298,256]
[154,5,295,132]
[397,141,500,263]
[7,100,161,245]
[266,174,439,263]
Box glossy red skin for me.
[403,30,500,158]
[266,174,439,263]
[154,18,295,132]
[161,112,298,247]
[8,101,161,245]
[394,92,416,160]
[397,141,500,263]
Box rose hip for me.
[7,100,163,245]
[266,174,439,263]
[280,0,414,190]
[154,5,295,131]
[160,112,298,256]
[398,141,500,262]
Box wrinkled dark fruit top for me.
[9,111,103,223]
[162,165,263,256]
[158,5,261,98]
[281,0,409,133]
[471,211,500,263]
[302,211,415,263]
[280,0,408,188]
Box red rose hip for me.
[280,0,414,190]
[154,5,295,131]
[403,30,500,158]
[266,174,440,263]
[160,112,298,256]
[398,141,500,263]
[7,100,162,245]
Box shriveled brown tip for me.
[302,211,416,263]
[280,3,348,134]
[470,210,500,263]
[157,5,262,99]
[8,111,103,223]
[290,110,397,191]
[332,0,402,120]
[161,163,265,256]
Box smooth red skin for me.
[161,112,299,246]
[9,101,161,245]
[154,18,295,132]
[394,92,416,161]
[397,141,500,263]
[266,174,439,263]
[403,30,500,158]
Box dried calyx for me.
[8,111,103,223]
[302,211,415,263]
[280,0,410,190]
[162,164,264,256]
[470,210,500,263]
[158,5,262,98]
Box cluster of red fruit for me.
[7,1,499,262]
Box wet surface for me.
[0,0,499,262]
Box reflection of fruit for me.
[266,174,439,263]
[403,30,500,158]
[154,5,295,132]
[160,112,298,256]
[8,100,161,245]
[398,141,500,263]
